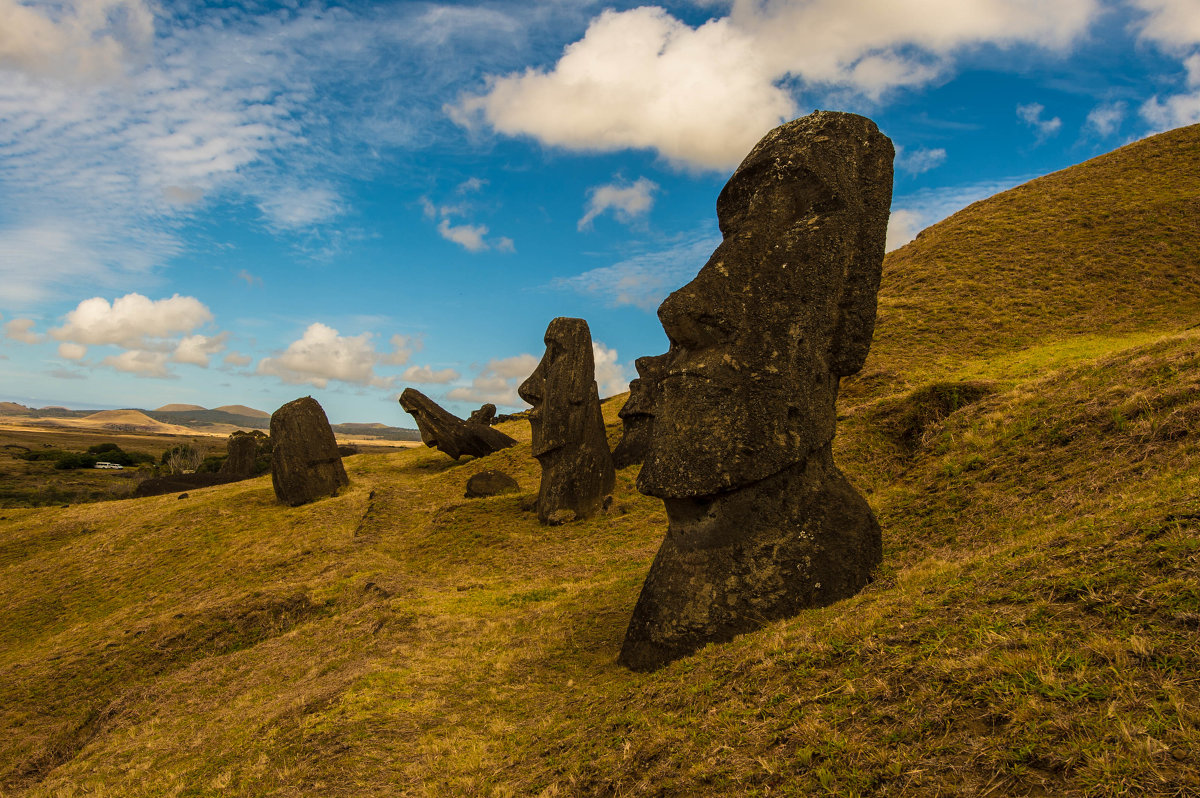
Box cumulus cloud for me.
[381,334,417,366]
[553,230,721,311]
[102,348,171,377]
[1085,101,1127,137]
[49,293,213,359]
[886,209,926,252]
[402,364,460,384]
[895,146,947,175]
[1017,102,1063,142]
[592,341,629,398]
[257,322,396,389]
[1131,0,1200,50]
[1141,53,1200,129]
[437,219,491,252]
[172,332,228,367]
[452,0,1097,169]
[447,353,539,406]
[223,351,252,367]
[0,0,155,80]
[58,342,87,360]
[4,318,42,344]
[578,177,658,230]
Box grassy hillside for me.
[2,127,1200,796]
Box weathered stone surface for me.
[219,430,261,478]
[611,355,665,470]
[399,388,517,460]
[468,403,497,425]
[619,111,893,671]
[464,469,520,498]
[270,396,349,507]
[518,317,615,524]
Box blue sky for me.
[1,0,1199,424]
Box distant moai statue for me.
[610,355,665,470]
[468,403,497,425]
[518,317,616,524]
[270,396,349,506]
[219,430,262,479]
[399,388,516,460]
[618,111,895,671]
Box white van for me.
[94,461,124,469]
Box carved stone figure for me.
[518,317,615,524]
[270,396,349,506]
[399,388,516,460]
[611,356,665,470]
[219,430,260,479]
[468,403,497,425]
[618,111,894,671]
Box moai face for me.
[518,317,595,459]
[637,111,894,500]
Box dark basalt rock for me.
[468,403,497,425]
[270,396,349,507]
[219,430,259,478]
[399,389,517,460]
[518,317,615,524]
[611,355,665,470]
[337,445,359,457]
[619,111,894,671]
[464,469,520,498]
[133,472,230,498]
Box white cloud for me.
[172,332,228,367]
[447,353,539,406]
[1084,101,1127,137]
[1131,0,1200,50]
[257,185,345,230]
[1017,102,1062,142]
[58,342,87,360]
[452,0,1097,169]
[402,364,460,384]
[102,348,171,378]
[50,293,213,355]
[223,351,252,367]
[0,0,155,80]
[592,341,629,397]
[437,219,490,252]
[457,177,486,193]
[886,209,925,252]
[4,318,42,344]
[256,322,395,389]
[553,230,722,311]
[381,334,417,366]
[1141,53,1200,129]
[578,176,658,230]
[895,146,947,175]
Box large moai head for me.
[637,110,894,500]
[518,317,615,523]
[611,355,666,470]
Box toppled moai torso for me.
[468,403,497,425]
[611,355,665,470]
[220,430,265,479]
[518,317,615,524]
[618,111,894,671]
[270,396,349,506]
[399,388,516,460]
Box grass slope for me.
[3,127,1200,796]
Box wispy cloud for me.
[1017,102,1063,143]
[894,145,947,175]
[578,176,658,230]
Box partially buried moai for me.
[518,317,615,524]
[611,355,665,470]
[618,111,894,671]
[270,396,349,506]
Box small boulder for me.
[464,470,520,498]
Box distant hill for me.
[155,403,207,412]
[80,409,193,434]
[332,422,421,442]
[846,122,1200,402]
[214,405,269,419]
[0,402,31,416]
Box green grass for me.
[3,125,1200,796]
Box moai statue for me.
[219,430,261,479]
[399,388,516,460]
[618,111,894,671]
[518,317,616,524]
[611,355,666,470]
[270,396,349,506]
[468,403,497,425]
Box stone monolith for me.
[270,396,349,506]
[618,111,894,671]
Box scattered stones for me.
[518,317,615,524]
[619,111,894,671]
[468,403,497,425]
[270,396,349,507]
[399,388,517,460]
[611,355,665,470]
[464,469,520,498]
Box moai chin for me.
[518,317,616,524]
[618,111,895,671]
